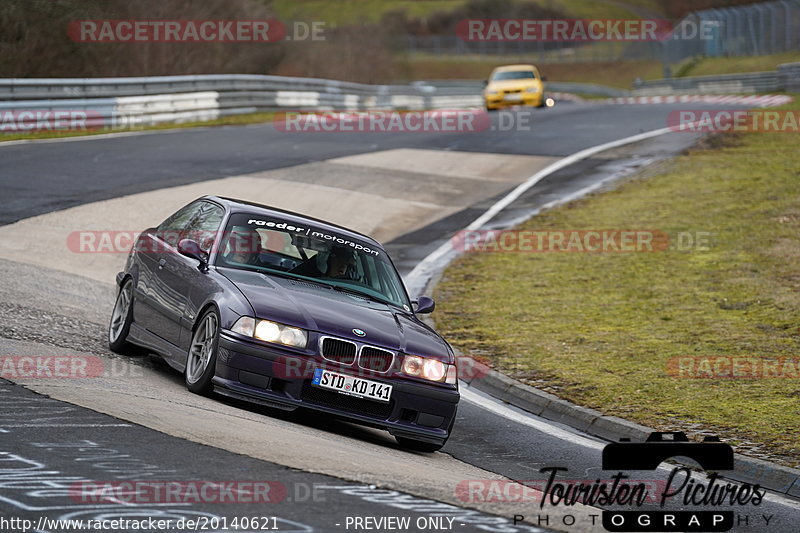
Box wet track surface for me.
[1,102,798,532]
[0,378,544,533]
[1,103,719,225]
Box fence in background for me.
[665,0,800,64]
[403,0,800,65]
[632,61,799,94]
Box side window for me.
[184,202,225,253]
[157,201,205,247]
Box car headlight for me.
[402,355,457,384]
[486,90,499,96]
[526,87,541,93]
[231,316,308,349]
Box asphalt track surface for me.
[1,102,798,533]
[2,103,708,225]
[0,377,542,533]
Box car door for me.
[134,200,206,342]
[154,200,225,351]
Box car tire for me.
[108,278,135,353]
[185,308,220,396]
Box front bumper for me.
[214,333,460,444]
[485,92,543,109]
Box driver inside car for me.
[221,227,263,265]
[291,245,357,280]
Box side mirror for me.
[413,296,436,314]
[482,79,488,86]
[178,239,208,268]
[541,75,548,82]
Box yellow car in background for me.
[483,64,546,111]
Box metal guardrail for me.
[779,62,800,93]
[0,66,793,131]
[413,79,630,98]
[0,75,461,128]
[546,82,628,97]
[0,75,409,100]
[0,75,626,128]
[633,61,800,95]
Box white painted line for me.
[0,423,132,428]
[496,157,658,231]
[404,125,679,294]
[460,386,605,451]
[462,387,800,509]
[0,495,191,512]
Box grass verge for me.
[404,51,800,89]
[404,56,663,88]
[681,52,800,78]
[434,98,800,467]
[270,0,662,24]
[0,112,277,143]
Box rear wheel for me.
[108,279,134,353]
[185,308,220,396]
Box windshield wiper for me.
[259,270,333,288]
[331,285,396,307]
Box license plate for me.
[312,368,392,403]
[504,93,523,101]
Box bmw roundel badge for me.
[352,328,366,337]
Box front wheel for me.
[185,308,220,396]
[108,279,134,353]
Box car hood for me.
[220,269,452,361]
[487,79,542,91]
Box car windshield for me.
[215,213,411,310]
[492,70,536,81]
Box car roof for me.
[205,196,383,247]
[492,64,537,72]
